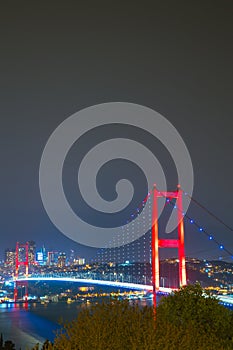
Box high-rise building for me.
[57,252,66,268]
[36,251,44,265]
[73,257,86,265]
[5,248,16,267]
[36,245,47,266]
[18,245,26,263]
[69,249,75,265]
[47,251,58,266]
[28,241,36,265]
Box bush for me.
[155,284,233,350]
[53,299,156,350]
[37,284,233,350]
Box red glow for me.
[151,186,187,308]
[159,239,179,248]
[14,242,29,302]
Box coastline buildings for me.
[28,241,36,265]
[4,248,15,267]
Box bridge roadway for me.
[10,275,173,294]
[8,275,233,306]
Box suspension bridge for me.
[9,185,233,307]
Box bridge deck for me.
[10,276,173,294]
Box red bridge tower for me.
[14,242,29,302]
[151,185,187,306]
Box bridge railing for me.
[16,272,151,285]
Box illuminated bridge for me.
[11,274,173,294]
[8,274,233,308]
[11,186,233,306]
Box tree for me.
[41,340,53,350]
[3,341,16,350]
[155,283,233,349]
[0,334,3,350]
[31,285,233,350]
[53,299,156,350]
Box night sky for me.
[0,2,233,261]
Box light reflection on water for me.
[0,303,55,349]
[0,294,155,349]
[2,286,232,349]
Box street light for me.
[119,273,123,282]
[160,277,166,288]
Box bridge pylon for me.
[151,185,187,305]
[14,242,29,302]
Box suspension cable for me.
[180,187,233,233]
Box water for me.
[0,300,102,349]
[0,303,56,349]
[1,292,231,349]
[0,282,128,348]
[0,297,153,349]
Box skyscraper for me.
[4,248,16,267]
[47,251,58,266]
[28,241,36,265]
[57,252,66,268]
[69,249,75,265]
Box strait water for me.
[0,293,153,349]
[0,293,232,349]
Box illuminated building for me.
[69,249,75,265]
[47,251,58,266]
[18,245,26,263]
[57,252,66,267]
[4,248,16,267]
[28,241,36,265]
[36,246,47,265]
[73,257,85,265]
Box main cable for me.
[180,187,233,233]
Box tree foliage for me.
[35,284,233,349]
[155,283,233,349]
[0,334,16,350]
[53,299,156,350]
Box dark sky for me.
[0,2,233,261]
